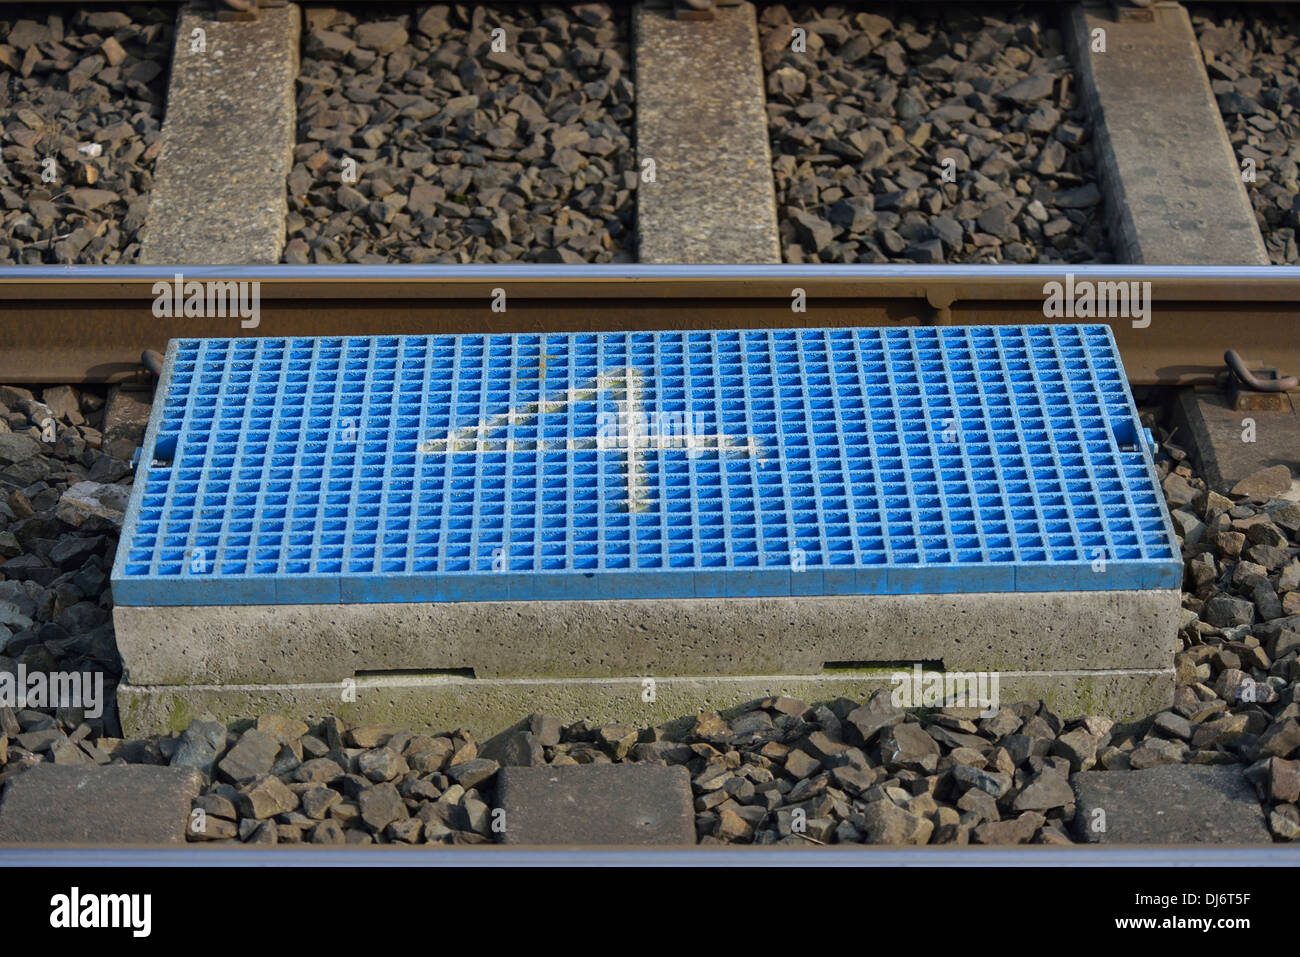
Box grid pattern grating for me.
[111,326,1182,606]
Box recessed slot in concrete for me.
[823,661,944,673]
[355,668,476,680]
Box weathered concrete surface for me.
[1065,4,1267,264]
[497,765,695,845]
[1070,765,1271,843]
[1172,387,1299,493]
[0,765,203,845]
[140,4,299,264]
[634,3,780,263]
[117,668,1175,738]
[114,588,1182,684]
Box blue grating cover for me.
[110,326,1182,606]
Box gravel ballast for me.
[1195,7,1300,265]
[0,6,172,265]
[1,379,1298,844]
[0,383,128,738]
[285,2,635,264]
[759,3,1111,265]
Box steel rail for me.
[1,845,1298,866]
[2,264,1298,386]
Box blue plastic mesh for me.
[111,326,1182,606]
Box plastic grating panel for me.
[110,326,1182,606]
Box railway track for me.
[1,1,1299,869]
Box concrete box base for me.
[114,588,1183,685]
[117,668,1175,739]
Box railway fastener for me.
[1113,1,1156,24]
[1221,350,1298,413]
[213,0,289,22]
[665,0,743,23]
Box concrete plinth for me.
[497,765,696,846]
[634,2,780,263]
[1065,3,1267,264]
[140,3,299,264]
[117,667,1175,739]
[0,765,203,845]
[1172,388,1300,493]
[1071,765,1271,844]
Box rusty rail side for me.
[1,267,1297,385]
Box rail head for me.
[4,263,1300,299]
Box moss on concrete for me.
[118,669,1173,739]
